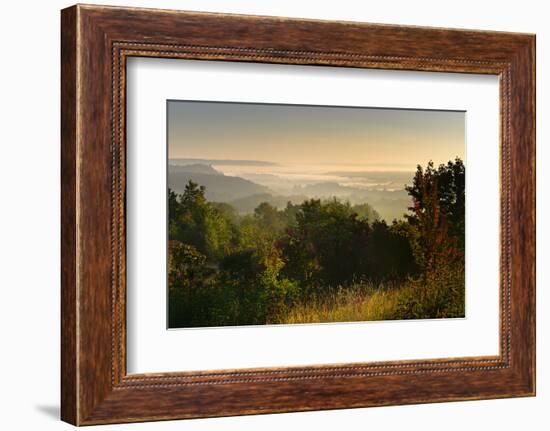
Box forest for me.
[168,158,465,328]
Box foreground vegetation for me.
[280,268,465,324]
[168,159,465,328]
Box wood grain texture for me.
[60,4,536,425]
[60,5,78,425]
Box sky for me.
[168,100,465,171]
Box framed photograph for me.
[61,4,536,425]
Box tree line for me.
[168,158,465,327]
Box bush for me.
[395,265,465,319]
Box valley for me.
[168,158,413,222]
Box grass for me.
[275,272,465,324]
[275,283,407,324]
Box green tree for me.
[281,198,371,290]
[168,240,211,290]
[169,181,234,261]
[219,247,298,325]
[351,203,381,223]
[364,220,416,281]
[254,202,285,233]
[168,240,219,327]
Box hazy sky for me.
[168,100,465,170]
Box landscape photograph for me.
[167,100,466,328]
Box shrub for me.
[395,265,465,319]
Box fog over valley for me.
[168,158,413,222]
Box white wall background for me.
[0,1,546,429]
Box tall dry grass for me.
[275,283,402,324]
[276,273,464,324]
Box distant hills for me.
[168,164,270,202]
[168,163,411,221]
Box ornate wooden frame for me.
[61,4,535,425]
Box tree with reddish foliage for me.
[405,158,465,274]
[397,158,465,319]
